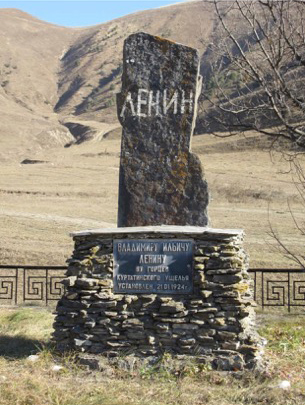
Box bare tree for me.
[201,0,305,267]
[268,157,305,268]
[200,0,305,149]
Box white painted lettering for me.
[148,90,160,116]
[163,89,178,114]
[181,90,194,114]
[120,92,136,117]
[137,88,148,117]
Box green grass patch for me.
[0,308,54,358]
[0,309,304,404]
[260,316,305,351]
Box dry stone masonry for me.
[53,226,263,370]
[117,32,209,227]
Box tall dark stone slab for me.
[117,32,209,227]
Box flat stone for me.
[71,225,243,238]
[206,269,241,275]
[213,291,239,298]
[197,307,218,313]
[84,320,96,328]
[213,275,243,284]
[172,323,198,330]
[194,313,214,320]
[66,292,79,300]
[178,346,194,354]
[62,276,77,287]
[156,323,170,332]
[189,299,204,306]
[179,337,196,346]
[122,319,144,328]
[199,290,213,298]
[221,342,240,350]
[91,301,117,309]
[106,341,131,348]
[208,318,226,326]
[159,302,185,313]
[97,280,113,287]
[147,335,157,345]
[74,339,92,347]
[239,344,260,354]
[194,257,206,263]
[103,311,118,317]
[217,331,237,341]
[212,354,244,371]
[78,355,114,376]
[127,331,147,339]
[189,319,206,325]
[75,279,98,289]
[160,318,189,324]
[97,318,111,325]
[197,336,215,345]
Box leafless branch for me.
[200,0,305,148]
[203,0,305,266]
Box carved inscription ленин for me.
[117,32,209,227]
[120,89,194,118]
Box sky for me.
[0,0,191,27]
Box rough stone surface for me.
[53,227,264,371]
[117,32,209,227]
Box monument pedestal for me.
[53,226,263,371]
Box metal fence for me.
[0,265,67,306]
[248,268,305,312]
[0,265,304,311]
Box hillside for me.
[0,1,303,158]
[0,1,215,161]
[0,9,78,161]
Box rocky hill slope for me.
[2,1,300,160]
[0,1,216,161]
[0,9,76,160]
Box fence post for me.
[46,268,49,306]
[288,271,291,313]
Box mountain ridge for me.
[0,1,216,161]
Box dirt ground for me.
[0,132,303,268]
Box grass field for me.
[0,132,304,268]
[0,308,304,405]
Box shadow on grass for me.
[0,335,46,359]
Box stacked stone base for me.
[53,226,264,371]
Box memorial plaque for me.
[113,239,193,294]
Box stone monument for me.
[52,33,263,371]
[117,32,209,227]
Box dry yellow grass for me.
[0,308,305,405]
[0,133,303,268]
